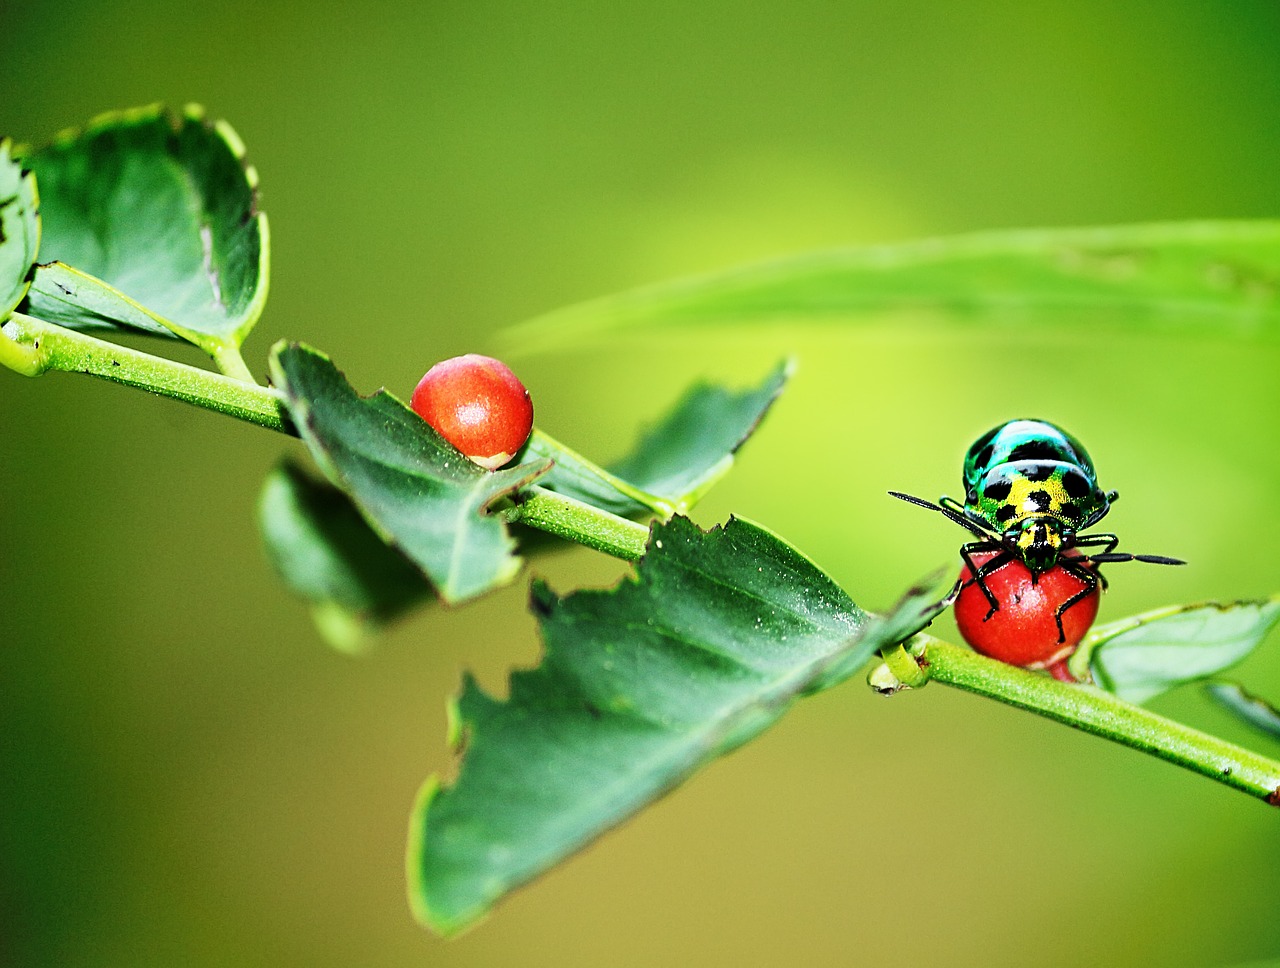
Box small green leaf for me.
[1205,681,1280,743]
[269,342,551,605]
[529,359,792,515]
[22,104,268,354]
[259,462,432,653]
[0,139,39,321]
[1084,596,1280,704]
[497,221,1280,353]
[408,515,937,936]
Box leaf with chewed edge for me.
[22,104,268,356]
[269,342,551,605]
[408,515,948,936]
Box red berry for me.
[410,354,533,470]
[953,550,1099,669]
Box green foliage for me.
[408,515,946,936]
[21,105,268,357]
[7,103,1280,950]
[528,359,791,515]
[1075,596,1280,704]
[1206,682,1280,743]
[0,140,39,321]
[258,462,432,653]
[497,221,1280,352]
[270,342,552,605]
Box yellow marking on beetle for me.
[1016,525,1063,554]
[1003,472,1071,523]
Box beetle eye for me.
[966,489,978,503]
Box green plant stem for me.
[508,486,650,561]
[909,635,1280,806]
[2,312,292,434]
[209,341,258,383]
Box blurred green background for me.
[3,2,1280,965]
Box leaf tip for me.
[308,601,373,655]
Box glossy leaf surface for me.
[409,515,945,936]
[528,359,791,515]
[0,140,39,320]
[23,105,268,352]
[1083,596,1280,704]
[259,462,432,653]
[498,221,1280,353]
[1205,682,1280,743]
[270,343,551,605]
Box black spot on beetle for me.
[1063,470,1091,498]
[983,479,1012,502]
[1059,502,1080,522]
[996,505,1017,523]
[1008,440,1066,463]
[1028,489,1052,512]
[1024,463,1054,482]
[975,444,995,470]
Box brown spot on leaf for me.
[1267,787,1280,807]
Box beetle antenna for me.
[1088,553,1185,566]
[888,491,997,540]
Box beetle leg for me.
[1073,532,1119,556]
[960,542,1010,621]
[1055,556,1102,644]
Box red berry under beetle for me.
[953,550,1100,670]
[410,354,534,470]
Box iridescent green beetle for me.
[891,418,1184,642]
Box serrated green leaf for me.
[258,462,432,653]
[528,359,791,516]
[1206,681,1280,743]
[1085,596,1280,704]
[0,139,39,321]
[496,221,1280,353]
[22,104,268,354]
[408,515,941,936]
[269,342,551,605]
